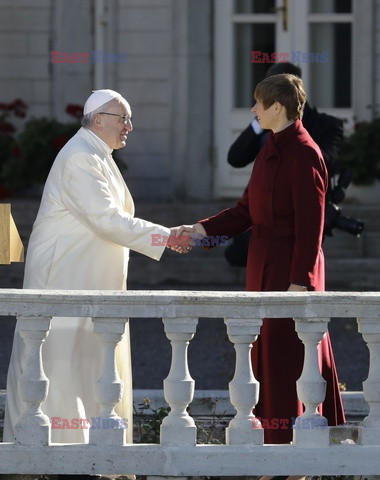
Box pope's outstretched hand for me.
[167,223,207,253]
[167,226,192,253]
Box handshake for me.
[167,223,207,254]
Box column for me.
[90,317,128,445]
[293,317,330,447]
[15,316,51,446]
[225,317,263,445]
[160,317,198,446]
[357,317,380,445]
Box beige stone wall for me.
[375,0,380,116]
[0,0,51,117]
[0,0,213,201]
[115,0,174,200]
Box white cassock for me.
[4,127,170,444]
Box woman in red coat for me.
[179,73,345,444]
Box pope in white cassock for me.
[4,89,182,447]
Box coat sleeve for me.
[61,152,170,261]
[198,187,252,240]
[289,147,327,287]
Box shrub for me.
[339,118,380,185]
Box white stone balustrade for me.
[1,290,380,477]
[14,315,51,446]
[293,317,330,447]
[224,317,263,445]
[160,317,198,445]
[358,317,380,445]
[90,317,128,446]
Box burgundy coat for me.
[199,120,345,443]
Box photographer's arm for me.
[227,122,267,168]
[312,114,344,176]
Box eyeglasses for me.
[98,112,132,125]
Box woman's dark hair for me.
[254,73,306,121]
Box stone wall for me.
[375,0,380,116]
[0,0,213,202]
[0,0,51,118]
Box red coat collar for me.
[267,118,303,150]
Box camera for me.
[324,168,364,237]
[324,202,364,237]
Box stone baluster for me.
[90,317,128,445]
[293,317,329,447]
[224,317,263,445]
[160,317,198,445]
[357,317,380,445]
[15,316,51,446]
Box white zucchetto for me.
[83,89,125,115]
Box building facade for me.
[0,0,379,201]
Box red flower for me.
[0,102,11,111]
[10,98,28,118]
[65,104,83,120]
[0,122,15,134]
[11,144,21,158]
[53,135,70,151]
[0,99,28,117]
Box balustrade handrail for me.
[1,288,380,478]
[0,288,379,318]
